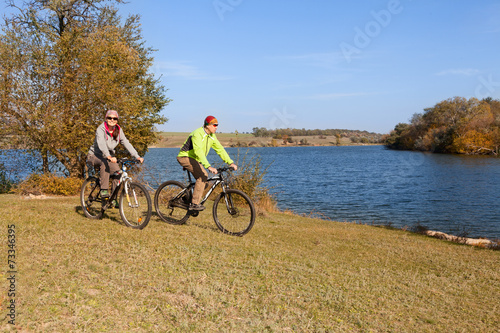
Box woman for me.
[87,110,144,199]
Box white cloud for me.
[270,52,347,69]
[151,61,233,81]
[305,92,371,100]
[435,68,480,76]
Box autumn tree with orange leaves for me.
[385,97,500,156]
[0,0,170,177]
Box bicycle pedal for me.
[101,199,110,210]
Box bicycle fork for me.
[222,190,238,216]
[124,182,140,208]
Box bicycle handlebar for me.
[216,166,235,173]
[117,158,142,166]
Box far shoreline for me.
[149,144,384,149]
[152,131,384,149]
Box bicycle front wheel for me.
[80,177,104,219]
[119,181,152,229]
[213,189,255,236]
[154,180,191,225]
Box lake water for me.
[145,146,500,239]
[2,146,499,239]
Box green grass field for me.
[1,194,499,332]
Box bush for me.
[227,150,277,214]
[0,163,15,194]
[15,173,83,196]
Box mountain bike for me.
[154,166,255,236]
[80,158,152,229]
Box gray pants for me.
[87,154,120,191]
[177,156,208,205]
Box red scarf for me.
[104,122,121,140]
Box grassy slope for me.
[1,194,499,332]
[152,132,368,148]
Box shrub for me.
[226,150,277,214]
[15,173,83,196]
[0,163,15,194]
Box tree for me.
[385,123,411,149]
[0,0,170,177]
[385,97,499,155]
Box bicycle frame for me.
[154,165,255,235]
[89,159,137,210]
[184,168,229,205]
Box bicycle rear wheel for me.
[213,189,255,236]
[119,181,152,229]
[80,177,104,219]
[154,180,192,225]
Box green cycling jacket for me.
[177,126,233,168]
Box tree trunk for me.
[66,153,87,179]
[41,148,49,174]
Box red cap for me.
[204,115,218,126]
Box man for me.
[177,115,238,211]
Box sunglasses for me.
[212,124,218,127]
[107,117,118,121]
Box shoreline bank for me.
[18,193,500,249]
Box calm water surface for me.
[145,146,500,239]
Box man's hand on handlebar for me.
[137,157,144,164]
[208,164,237,174]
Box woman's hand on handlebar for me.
[229,163,238,171]
[113,157,143,164]
[208,166,218,174]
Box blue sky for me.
[118,1,497,133]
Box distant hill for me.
[151,130,384,148]
[250,127,384,142]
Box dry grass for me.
[152,132,373,148]
[0,194,499,332]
